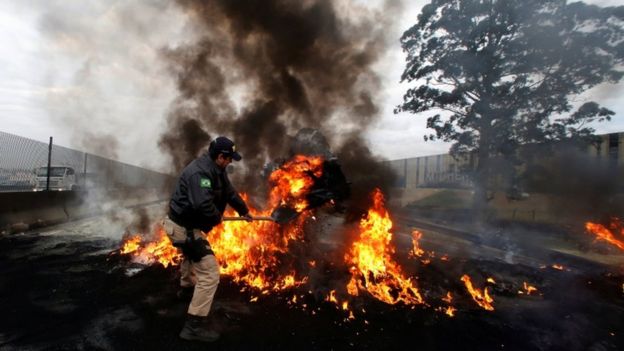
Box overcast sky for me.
[0,0,622,172]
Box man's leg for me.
[177,258,196,300]
[179,253,220,342]
[179,258,196,288]
[187,254,220,316]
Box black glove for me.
[182,229,214,262]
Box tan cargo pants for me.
[162,217,220,317]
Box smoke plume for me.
[159,0,402,208]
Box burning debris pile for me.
[118,152,573,320]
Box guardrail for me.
[0,131,172,193]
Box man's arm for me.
[224,177,249,216]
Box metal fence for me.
[387,132,623,191]
[0,130,172,192]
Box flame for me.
[486,277,496,284]
[585,218,624,251]
[441,292,455,317]
[345,189,424,305]
[210,201,309,292]
[409,230,425,258]
[119,155,325,294]
[118,158,433,312]
[268,155,324,212]
[119,226,182,268]
[552,264,564,271]
[461,275,494,311]
[120,236,141,254]
[326,290,338,304]
[519,282,538,295]
[445,306,456,317]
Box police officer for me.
[163,136,252,342]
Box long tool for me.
[222,216,274,222]
[221,205,301,225]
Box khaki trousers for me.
[163,217,220,317]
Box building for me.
[387,132,623,190]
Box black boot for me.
[179,314,220,342]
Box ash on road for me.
[0,206,623,351]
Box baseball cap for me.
[211,136,242,161]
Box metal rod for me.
[83,153,88,188]
[46,136,52,191]
[222,216,274,221]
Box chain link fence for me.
[0,130,172,192]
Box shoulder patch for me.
[200,178,212,188]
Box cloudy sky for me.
[0,0,622,172]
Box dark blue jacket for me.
[169,153,248,232]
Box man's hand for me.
[241,213,253,222]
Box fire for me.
[409,230,425,258]
[445,306,456,317]
[441,291,455,317]
[210,202,309,292]
[461,275,495,311]
[519,282,538,295]
[487,277,496,284]
[345,189,424,305]
[120,236,141,254]
[585,218,624,251]
[119,226,182,268]
[119,157,432,312]
[326,290,338,304]
[552,264,564,270]
[268,155,324,212]
[119,155,325,293]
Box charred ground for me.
[0,208,623,351]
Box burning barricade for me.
[118,149,581,320]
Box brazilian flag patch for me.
[200,178,211,188]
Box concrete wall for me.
[0,188,166,233]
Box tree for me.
[396,0,624,212]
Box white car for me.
[33,166,80,191]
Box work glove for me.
[240,212,253,222]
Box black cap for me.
[211,136,242,161]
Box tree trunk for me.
[473,147,490,226]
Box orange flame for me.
[585,218,624,251]
[119,226,182,268]
[120,155,325,294]
[268,155,324,212]
[461,274,494,311]
[209,197,309,292]
[445,306,456,317]
[409,230,425,258]
[552,264,564,271]
[519,282,538,295]
[119,158,431,311]
[345,189,424,305]
[441,291,455,317]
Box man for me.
[163,136,252,342]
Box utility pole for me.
[46,137,52,191]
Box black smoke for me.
[158,0,400,210]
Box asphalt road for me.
[0,205,623,350]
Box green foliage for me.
[397,0,624,159]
